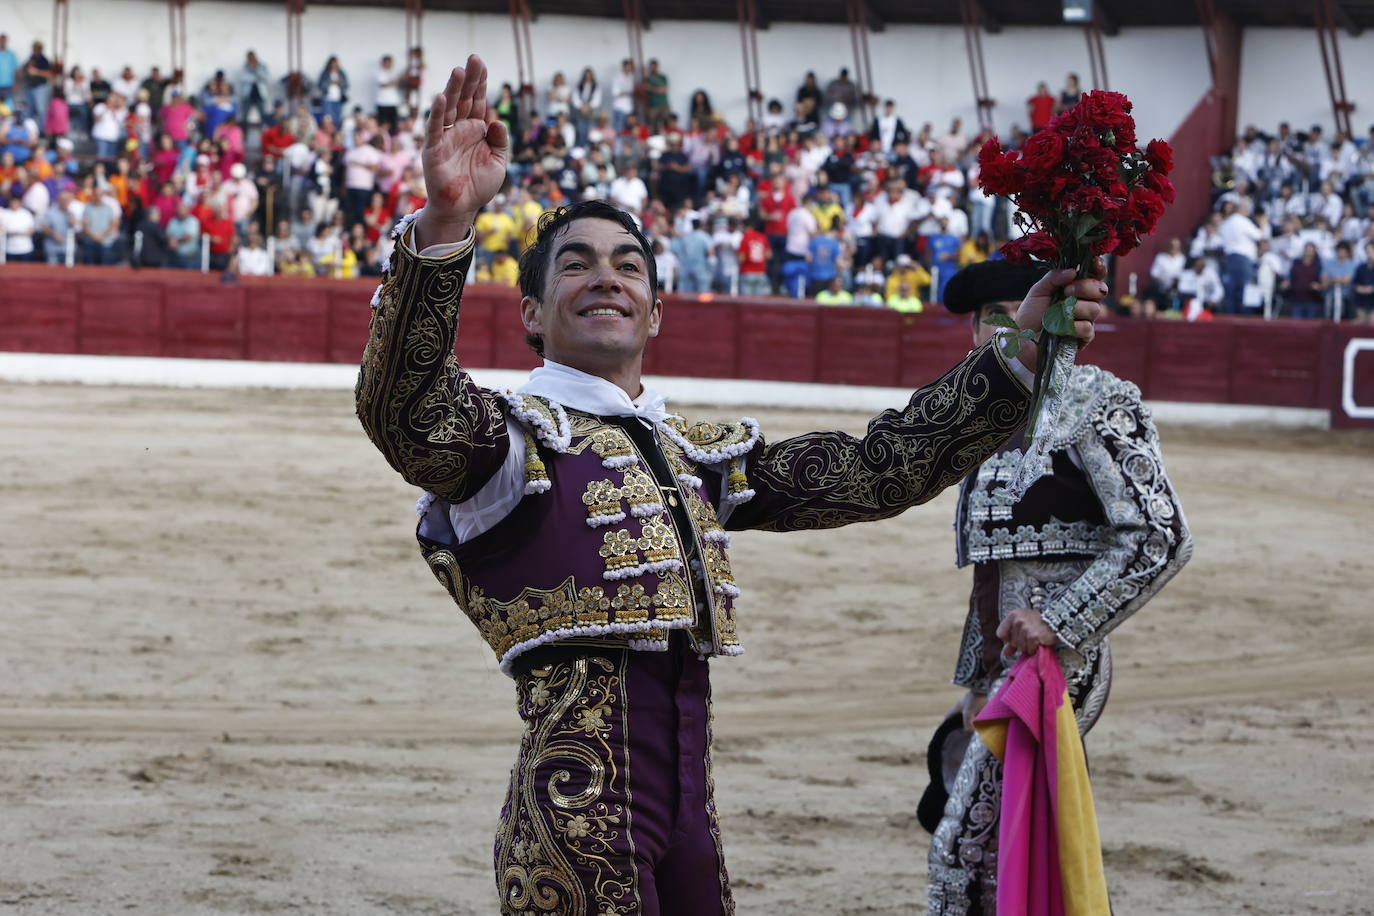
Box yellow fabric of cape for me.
[976,679,1110,915]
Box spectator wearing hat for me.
[821,102,852,140]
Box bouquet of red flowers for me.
[976,90,1174,482]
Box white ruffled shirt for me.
[448,361,680,543]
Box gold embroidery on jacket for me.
[496,656,643,914]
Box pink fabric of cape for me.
[974,646,1109,916]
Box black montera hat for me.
[943,260,1048,315]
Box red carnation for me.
[1078,90,1134,132]
[1144,168,1176,204]
[1145,138,1174,174]
[978,138,1026,196]
[1001,231,1060,264]
[1021,131,1066,174]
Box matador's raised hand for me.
[414,54,509,249]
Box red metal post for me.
[622,0,647,124]
[51,0,69,74]
[405,0,425,115]
[285,0,306,103]
[845,0,876,126]
[958,0,995,131]
[508,0,535,134]
[168,0,188,88]
[736,0,764,130]
[1312,0,1355,135]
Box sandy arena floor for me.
[1,381,1371,915]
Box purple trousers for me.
[496,639,734,915]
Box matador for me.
[356,56,1108,915]
[924,260,1194,915]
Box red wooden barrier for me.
[2,264,1371,427]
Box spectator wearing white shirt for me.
[374,55,402,132]
[1149,237,1187,307]
[1190,211,1224,261]
[1219,198,1263,314]
[872,177,925,265]
[1312,180,1344,228]
[1299,217,1336,262]
[609,163,648,216]
[235,224,273,276]
[610,59,636,133]
[1177,256,1223,311]
[111,66,140,105]
[2,196,37,261]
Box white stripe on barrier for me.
[0,351,1331,430]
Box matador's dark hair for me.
[517,199,658,357]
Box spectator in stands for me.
[236,51,271,126]
[203,203,235,271]
[712,215,743,293]
[1219,198,1262,314]
[868,99,909,154]
[1178,256,1223,313]
[546,71,572,120]
[1056,72,1080,113]
[887,254,930,303]
[688,89,714,126]
[343,134,383,226]
[166,199,201,269]
[80,190,122,265]
[610,59,636,133]
[1352,241,1374,322]
[1283,242,1324,319]
[1027,81,1054,132]
[493,82,518,140]
[132,205,169,268]
[317,56,349,128]
[823,68,859,124]
[815,274,852,305]
[737,217,771,296]
[36,188,74,264]
[1149,237,1187,309]
[572,67,600,144]
[887,278,923,313]
[872,176,922,265]
[0,35,17,104]
[22,42,53,126]
[2,193,36,261]
[927,216,962,302]
[674,216,713,293]
[609,162,648,216]
[1324,240,1357,317]
[375,54,402,132]
[234,223,272,276]
[807,215,844,295]
[643,59,670,133]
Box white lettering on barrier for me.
[1342,338,1374,420]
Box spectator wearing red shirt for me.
[260,119,296,163]
[757,160,795,284]
[151,133,180,185]
[203,203,235,270]
[738,217,772,296]
[1027,81,1055,132]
